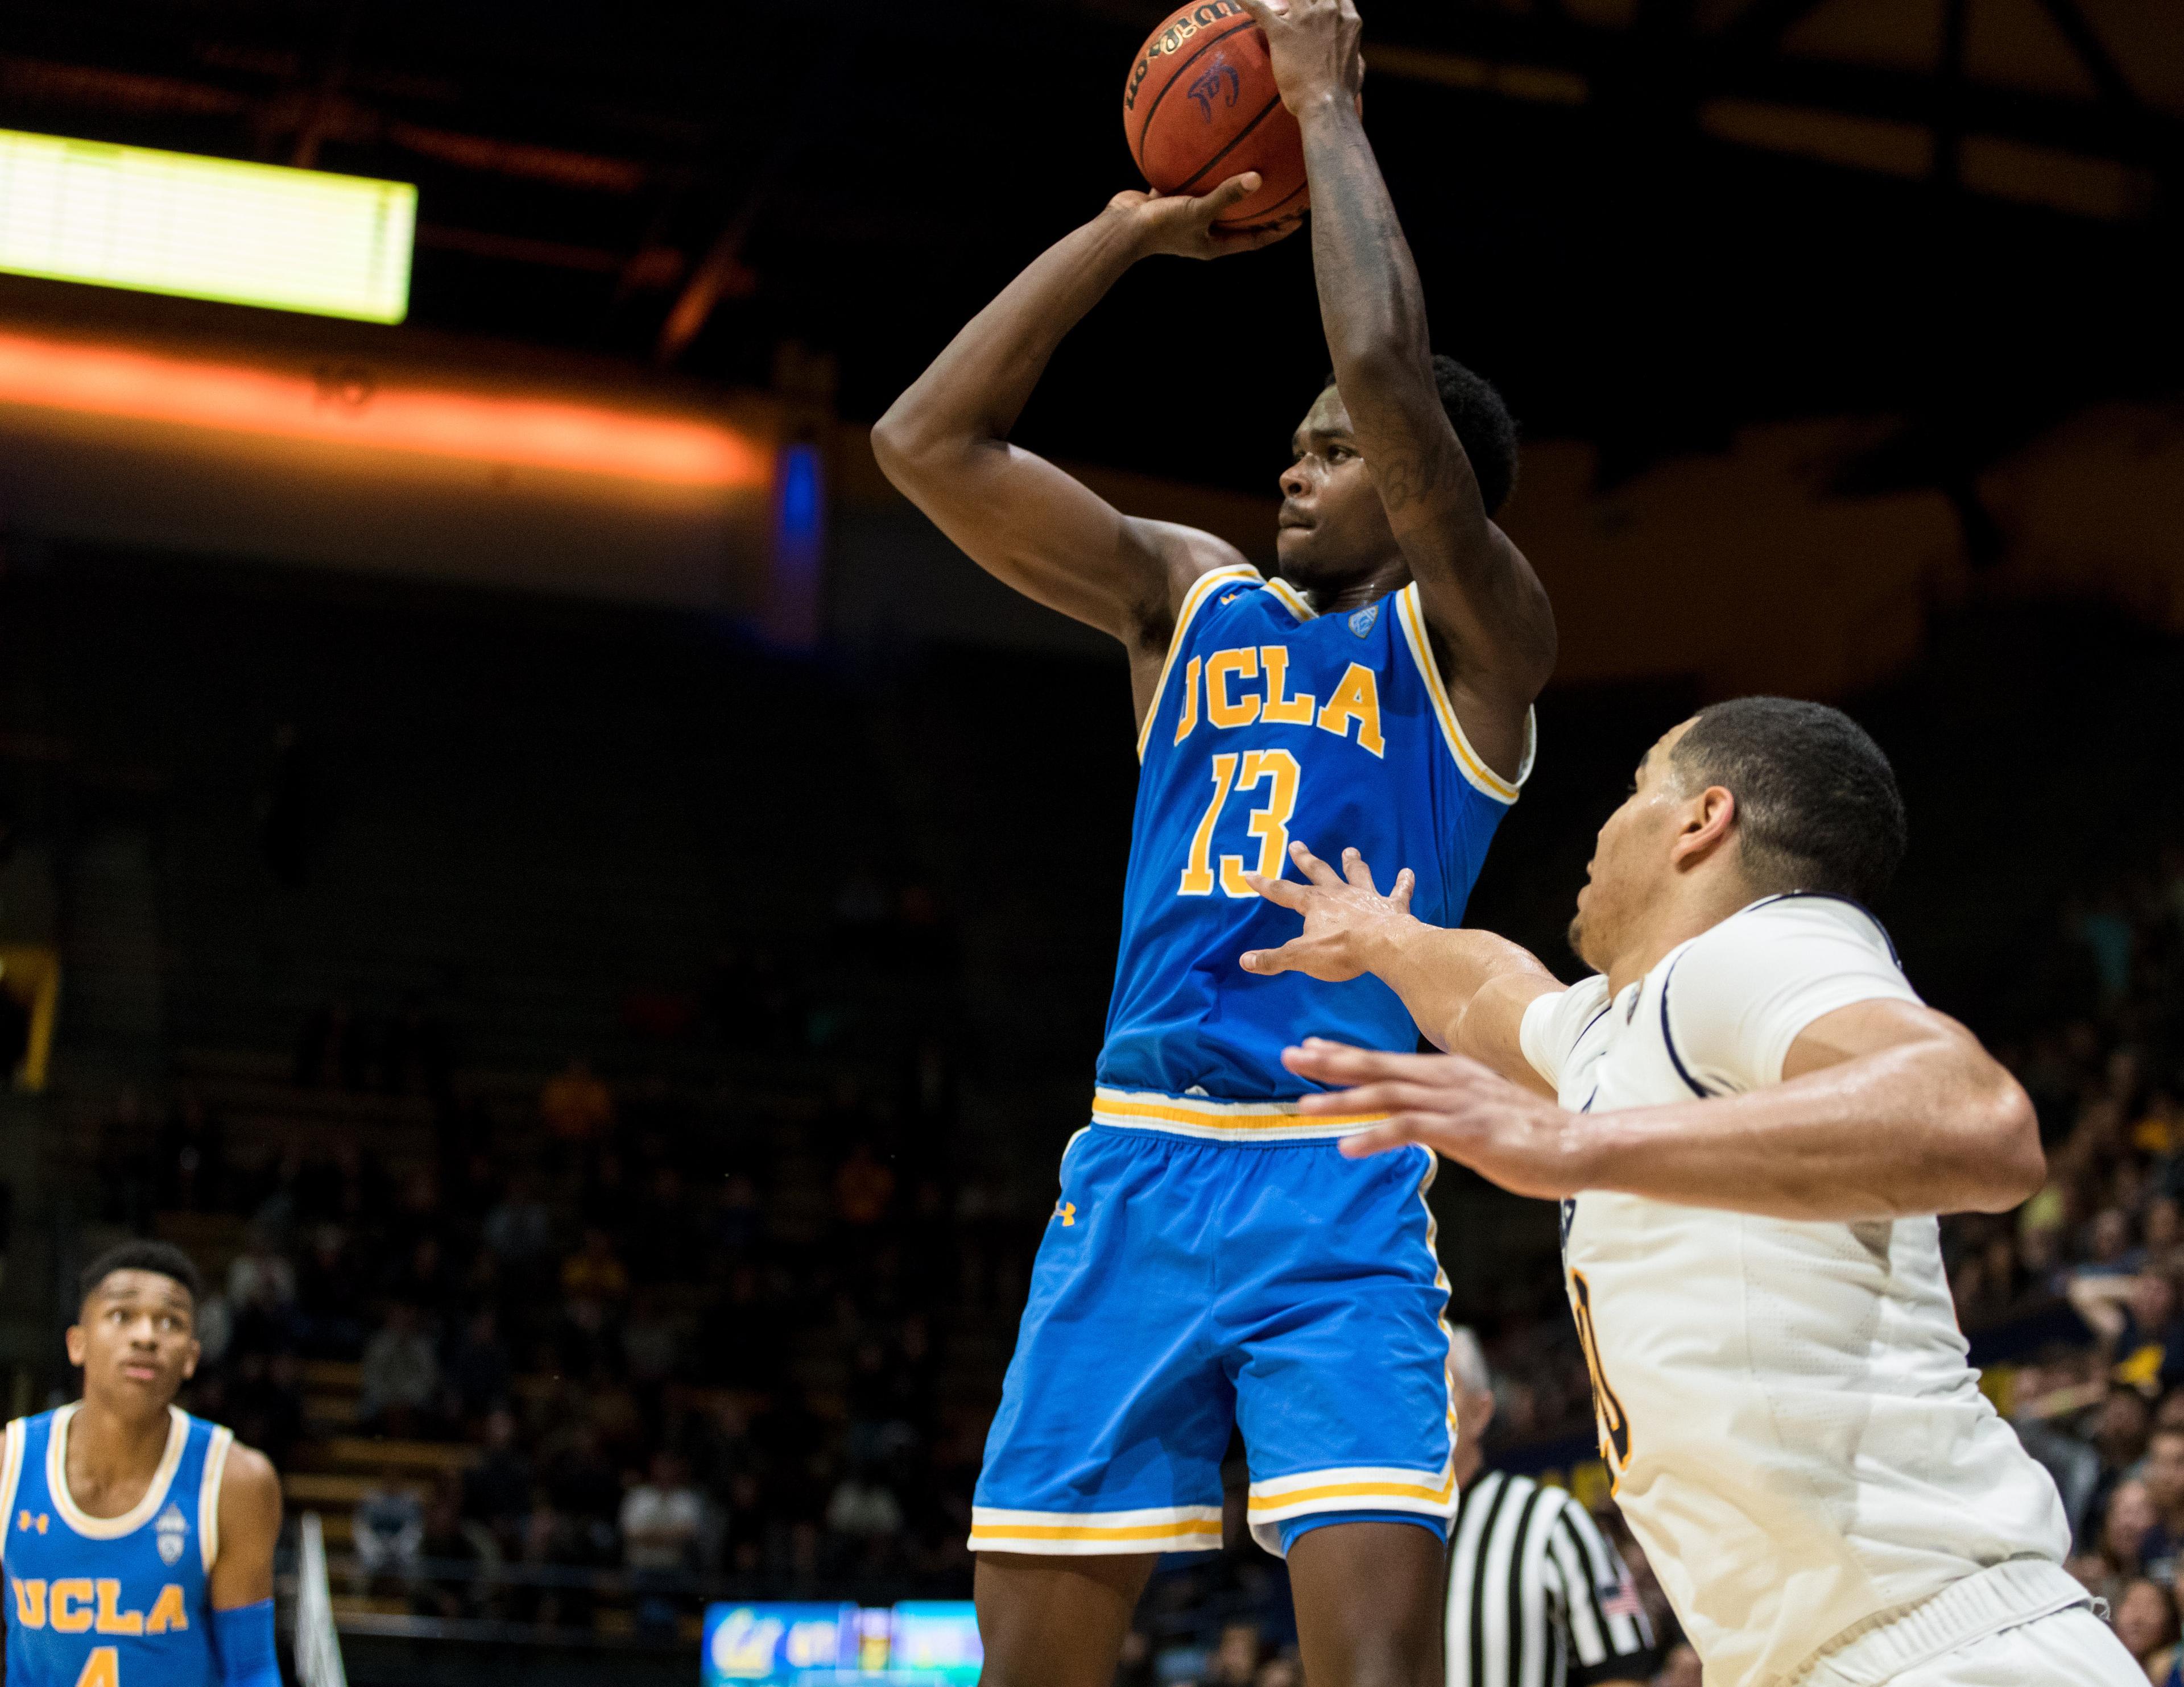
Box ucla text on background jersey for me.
[972,569,1533,1557]
[1,1406,231,1687]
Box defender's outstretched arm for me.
[1241,842,1560,1090]
[872,180,1296,720]
[1242,0,1555,779]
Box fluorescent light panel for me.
[0,129,415,322]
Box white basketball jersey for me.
[1520,896,2079,1687]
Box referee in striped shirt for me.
[1445,1329,1657,1687]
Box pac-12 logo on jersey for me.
[1348,602,1379,637]
[156,1501,189,1565]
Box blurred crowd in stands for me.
[1949,842,2184,1682]
[90,877,1017,1635]
[76,831,2184,1679]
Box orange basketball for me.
[1123,2,1308,233]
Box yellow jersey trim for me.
[1393,583,1530,805]
[1136,563,1263,763]
[1091,1086,1389,1141]
[1263,578,1317,621]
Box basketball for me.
[1124,1,1308,232]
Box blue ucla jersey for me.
[1,1405,231,1687]
[1094,565,1530,1125]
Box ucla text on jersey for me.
[1096,565,1532,1131]
[1,1406,232,1687]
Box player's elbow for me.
[869,402,927,490]
[1959,1072,2045,1213]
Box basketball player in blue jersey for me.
[1,1242,282,1687]
[874,2,1553,1684]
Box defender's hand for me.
[1240,842,1416,982]
[1283,1039,1595,1201]
[1236,0,1365,114]
[1106,173,1302,261]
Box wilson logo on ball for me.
[1123,1,1309,233]
[1123,1,1250,111]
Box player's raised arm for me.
[1240,841,1560,1091]
[1242,0,1555,781]
[872,181,1296,716]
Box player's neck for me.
[1289,557,1407,617]
[1602,876,1756,996]
[69,1392,175,1485]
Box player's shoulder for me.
[216,1438,280,1511]
[1680,892,1904,982]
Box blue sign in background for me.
[701,1601,982,1686]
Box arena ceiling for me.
[0,0,2175,494]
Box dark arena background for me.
[0,2,2177,1684]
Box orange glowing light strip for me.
[0,330,768,490]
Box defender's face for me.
[1567,719,1699,969]
[1277,388,1400,587]
[67,1270,198,1408]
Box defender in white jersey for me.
[1239,698,2141,1687]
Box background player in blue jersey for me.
[1,1241,283,1687]
[874,2,1555,1684]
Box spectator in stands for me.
[621,1450,705,1632]
[411,1476,497,1622]
[358,1301,440,1434]
[353,1478,425,1588]
[444,1308,512,1427]
[2116,1578,2180,1676]
[483,1173,552,1273]
[540,1058,614,1145]
[2150,1429,2184,1564]
[463,1407,535,1552]
[835,1141,895,1229]
[295,1224,369,1358]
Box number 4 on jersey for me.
[1179,749,1301,897]
[75,1649,119,1687]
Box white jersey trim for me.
[1392,583,1533,804]
[0,1418,25,1562]
[48,1403,189,1539]
[198,1422,234,1573]
[968,1502,1223,1555]
[1135,563,1262,762]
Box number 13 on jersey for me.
[1178,749,1301,898]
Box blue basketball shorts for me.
[969,1121,1457,1559]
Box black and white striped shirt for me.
[1447,1471,1657,1687]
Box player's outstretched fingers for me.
[1239,940,1301,975]
[1390,867,1415,914]
[1288,839,1345,888]
[1240,869,1309,911]
[1339,847,1380,894]
[1338,1118,1420,1158]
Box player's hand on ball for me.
[1283,1040,1594,1201]
[1240,842,1415,981]
[1237,0,1366,114]
[1107,173,1303,261]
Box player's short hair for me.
[1321,355,1519,516]
[1669,698,1908,906]
[78,1240,201,1311]
[1447,1325,1494,1398]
